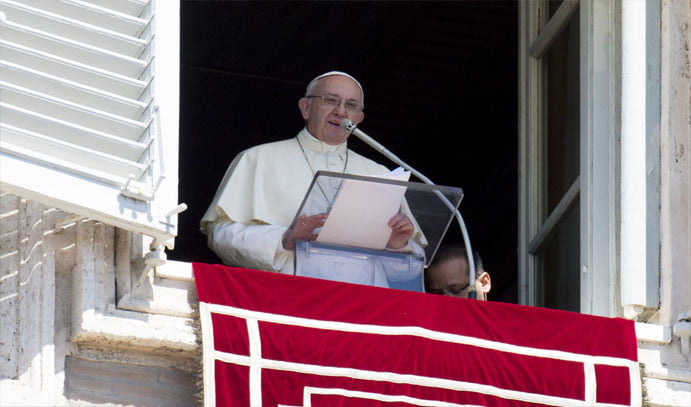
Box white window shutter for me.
[0,0,182,242]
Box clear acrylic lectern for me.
[289,171,464,292]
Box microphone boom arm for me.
[341,119,477,297]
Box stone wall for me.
[65,357,195,407]
[0,193,197,406]
[642,0,691,405]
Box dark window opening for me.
[175,1,519,303]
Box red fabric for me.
[194,263,638,406]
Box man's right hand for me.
[282,214,327,250]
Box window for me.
[520,0,660,317]
[520,0,581,312]
[0,0,182,244]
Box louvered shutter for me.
[0,0,182,242]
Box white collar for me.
[297,128,348,154]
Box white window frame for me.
[579,0,620,317]
[520,0,661,317]
[519,0,584,311]
[619,0,661,318]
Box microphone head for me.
[340,118,356,134]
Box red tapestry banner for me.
[193,263,639,407]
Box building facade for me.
[1,0,689,406]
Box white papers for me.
[316,167,411,249]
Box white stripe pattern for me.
[201,301,639,407]
[303,386,485,407]
[247,318,262,407]
[199,302,217,407]
[206,302,637,369]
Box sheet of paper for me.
[316,168,411,249]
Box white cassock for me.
[200,128,425,287]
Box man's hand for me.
[386,212,414,250]
[282,214,327,251]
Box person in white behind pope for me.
[200,71,424,286]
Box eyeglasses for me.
[306,94,363,114]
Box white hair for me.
[304,71,365,108]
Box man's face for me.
[299,75,365,145]
[425,257,472,298]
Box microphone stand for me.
[341,120,477,298]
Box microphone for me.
[340,119,428,181]
[340,119,478,299]
[341,119,388,154]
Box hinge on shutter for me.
[137,206,186,285]
[120,105,164,201]
[120,173,165,202]
[674,311,691,355]
[159,203,187,227]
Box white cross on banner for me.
[193,263,640,407]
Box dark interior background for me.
[174,0,519,303]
